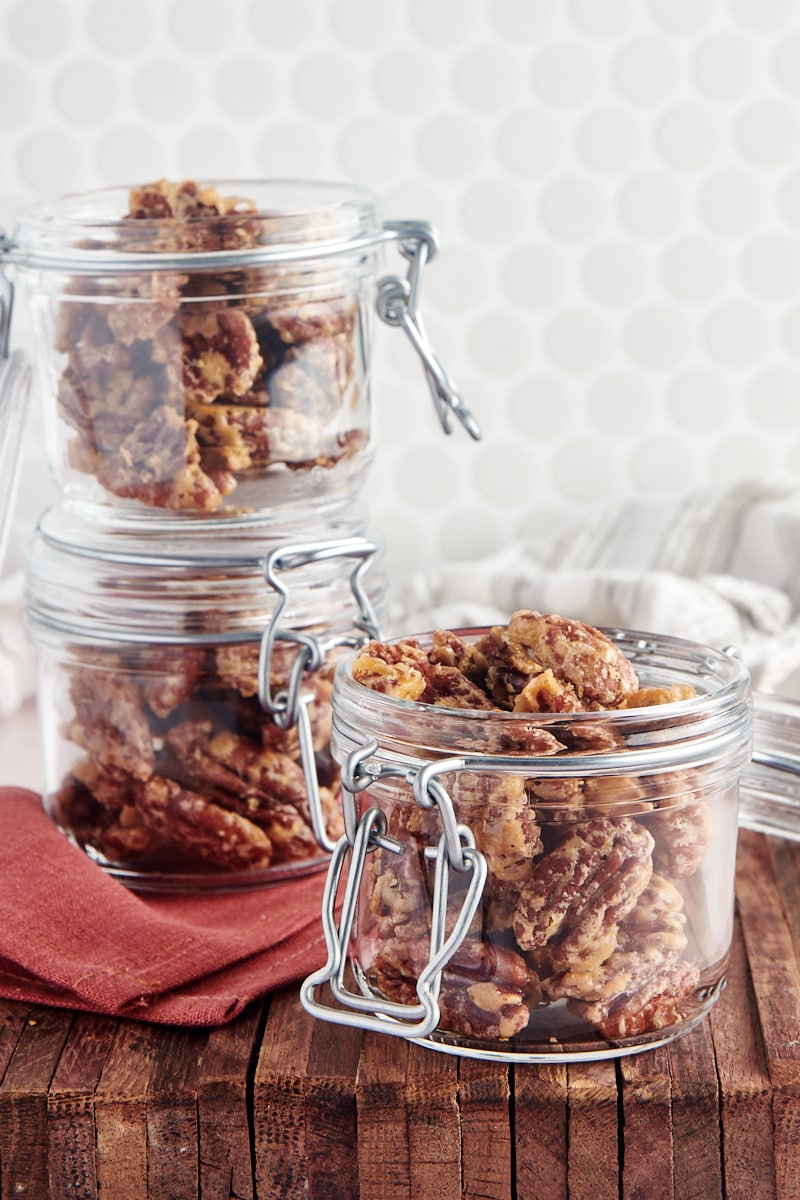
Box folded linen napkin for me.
[0,787,330,1025]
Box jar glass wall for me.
[25,503,386,891]
[11,180,385,518]
[308,627,753,1061]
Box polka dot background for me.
[3,0,800,584]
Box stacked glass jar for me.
[3,178,477,891]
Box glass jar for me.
[3,179,478,519]
[24,501,386,892]
[301,627,753,1062]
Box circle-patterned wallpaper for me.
[3,0,800,582]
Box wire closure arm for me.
[379,221,482,442]
[257,537,381,853]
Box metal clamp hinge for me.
[379,220,481,442]
[258,537,381,852]
[299,798,487,1040]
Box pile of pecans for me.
[350,611,711,1046]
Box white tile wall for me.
[2,0,800,581]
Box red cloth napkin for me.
[0,787,333,1026]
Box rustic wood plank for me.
[458,1055,513,1200]
[772,837,800,967]
[709,911,777,1200]
[253,989,315,1200]
[95,1019,162,1200]
[47,1012,118,1200]
[304,1010,361,1200]
[197,1003,263,1200]
[668,1015,723,1200]
[405,1041,461,1200]
[356,1031,412,1200]
[0,1005,74,1200]
[736,831,800,1200]
[619,1043,673,1200]
[566,1060,619,1200]
[513,1062,568,1200]
[145,1023,209,1200]
[0,1001,31,1188]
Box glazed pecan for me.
[165,721,334,858]
[504,610,639,707]
[97,406,235,512]
[513,668,584,714]
[134,775,274,870]
[512,817,654,971]
[352,639,432,701]
[267,297,357,346]
[106,274,184,345]
[189,401,323,468]
[474,624,543,710]
[544,873,687,1002]
[134,644,207,718]
[647,774,712,879]
[180,309,262,403]
[572,960,700,1039]
[452,771,542,889]
[68,666,154,782]
[268,335,355,421]
[368,934,531,1041]
[127,179,260,252]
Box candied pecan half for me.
[451,772,542,888]
[267,297,357,346]
[512,817,654,971]
[181,309,262,403]
[126,179,260,252]
[129,179,256,221]
[54,772,162,861]
[97,406,234,511]
[424,664,499,710]
[368,935,531,1041]
[107,274,184,345]
[352,639,432,701]
[572,960,700,1040]
[582,774,653,819]
[648,779,712,879]
[474,624,543,710]
[267,334,355,421]
[134,775,273,871]
[544,873,687,1002]
[132,645,207,719]
[505,610,639,707]
[428,629,489,687]
[68,666,155,782]
[164,721,331,858]
[189,401,322,468]
[513,668,583,714]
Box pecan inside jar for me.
[350,611,718,1049]
[54,179,370,513]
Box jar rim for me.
[8,178,387,273]
[331,626,753,776]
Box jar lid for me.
[7,180,386,274]
[741,691,800,842]
[0,350,30,575]
[25,503,386,643]
[331,627,753,776]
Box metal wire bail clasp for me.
[300,746,487,1040]
[258,537,381,852]
[378,220,482,442]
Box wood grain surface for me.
[0,829,798,1200]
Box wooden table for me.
[1,827,799,1200]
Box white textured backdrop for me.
[2,0,800,582]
